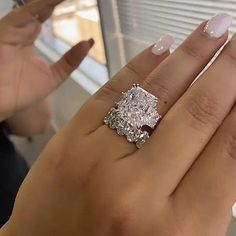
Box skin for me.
[5,96,53,136]
[1,1,236,236]
[0,0,94,133]
[4,0,52,136]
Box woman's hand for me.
[0,0,94,121]
[2,13,236,236]
[5,96,53,136]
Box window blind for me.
[116,0,236,49]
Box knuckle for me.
[124,62,144,81]
[179,42,206,61]
[184,90,221,130]
[95,82,121,102]
[143,75,172,105]
[63,52,76,69]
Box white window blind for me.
[114,0,236,62]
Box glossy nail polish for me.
[204,13,233,38]
[151,35,175,55]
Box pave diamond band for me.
[104,84,161,148]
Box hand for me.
[5,96,53,136]
[0,0,94,121]
[2,14,236,236]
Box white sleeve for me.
[0,1,14,19]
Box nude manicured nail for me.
[151,35,175,55]
[204,13,233,38]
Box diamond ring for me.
[104,84,162,148]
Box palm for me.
[0,44,55,115]
[0,0,93,120]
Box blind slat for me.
[116,0,236,48]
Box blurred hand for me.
[0,0,94,121]
[2,13,236,236]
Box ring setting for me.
[104,84,161,148]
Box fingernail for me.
[87,38,95,47]
[204,13,233,38]
[151,35,174,55]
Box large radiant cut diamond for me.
[116,85,161,129]
[104,84,161,148]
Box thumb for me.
[51,38,95,83]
